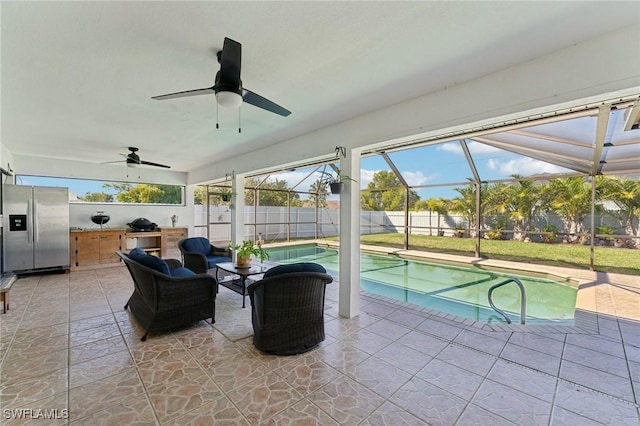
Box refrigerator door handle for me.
[27,199,34,243]
[33,200,39,243]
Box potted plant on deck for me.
[320,168,357,194]
[229,240,269,268]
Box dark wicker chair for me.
[178,237,232,273]
[117,250,217,341]
[247,263,333,355]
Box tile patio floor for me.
[0,256,639,425]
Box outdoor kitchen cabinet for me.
[70,229,124,270]
[124,228,188,258]
[70,228,187,271]
[161,227,187,259]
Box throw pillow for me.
[129,248,170,275]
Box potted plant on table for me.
[229,240,269,268]
[320,168,357,194]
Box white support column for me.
[231,172,245,261]
[184,185,197,237]
[338,149,361,318]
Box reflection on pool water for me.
[266,245,577,325]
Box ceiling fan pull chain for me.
[238,108,241,133]
[216,102,220,129]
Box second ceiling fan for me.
[152,37,291,117]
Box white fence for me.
[194,205,636,243]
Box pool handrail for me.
[488,278,527,325]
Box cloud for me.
[486,157,566,175]
[360,169,376,188]
[438,142,462,154]
[438,141,502,155]
[359,169,437,188]
[403,170,437,186]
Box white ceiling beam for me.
[592,104,612,175]
[623,100,640,131]
[508,129,594,148]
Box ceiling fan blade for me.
[218,37,241,89]
[152,87,215,100]
[139,160,171,169]
[243,89,291,117]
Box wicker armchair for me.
[247,263,333,355]
[117,250,217,341]
[178,237,232,273]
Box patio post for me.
[339,148,361,318]
[230,172,246,254]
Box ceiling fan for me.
[105,147,171,169]
[151,37,291,117]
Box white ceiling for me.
[2,1,639,175]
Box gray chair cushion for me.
[263,262,327,279]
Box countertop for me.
[70,227,127,233]
[70,227,186,233]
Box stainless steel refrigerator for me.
[2,185,69,273]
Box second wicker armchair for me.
[178,237,232,273]
[247,262,333,355]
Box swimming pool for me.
[266,245,578,325]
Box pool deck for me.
[0,243,638,424]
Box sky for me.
[270,141,569,200]
[17,139,570,202]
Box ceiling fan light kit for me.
[216,90,243,109]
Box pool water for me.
[266,245,577,325]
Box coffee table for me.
[215,262,277,307]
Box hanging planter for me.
[320,167,356,195]
[219,190,234,202]
[329,182,344,194]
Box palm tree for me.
[599,176,640,247]
[541,177,592,242]
[496,175,542,241]
[481,182,510,235]
[425,198,448,236]
[308,178,329,208]
[450,181,485,237]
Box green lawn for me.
[347,233,640,275]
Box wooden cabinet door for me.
[162,228,187,258]
[99,233,122,264]
[75,233,100,267]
